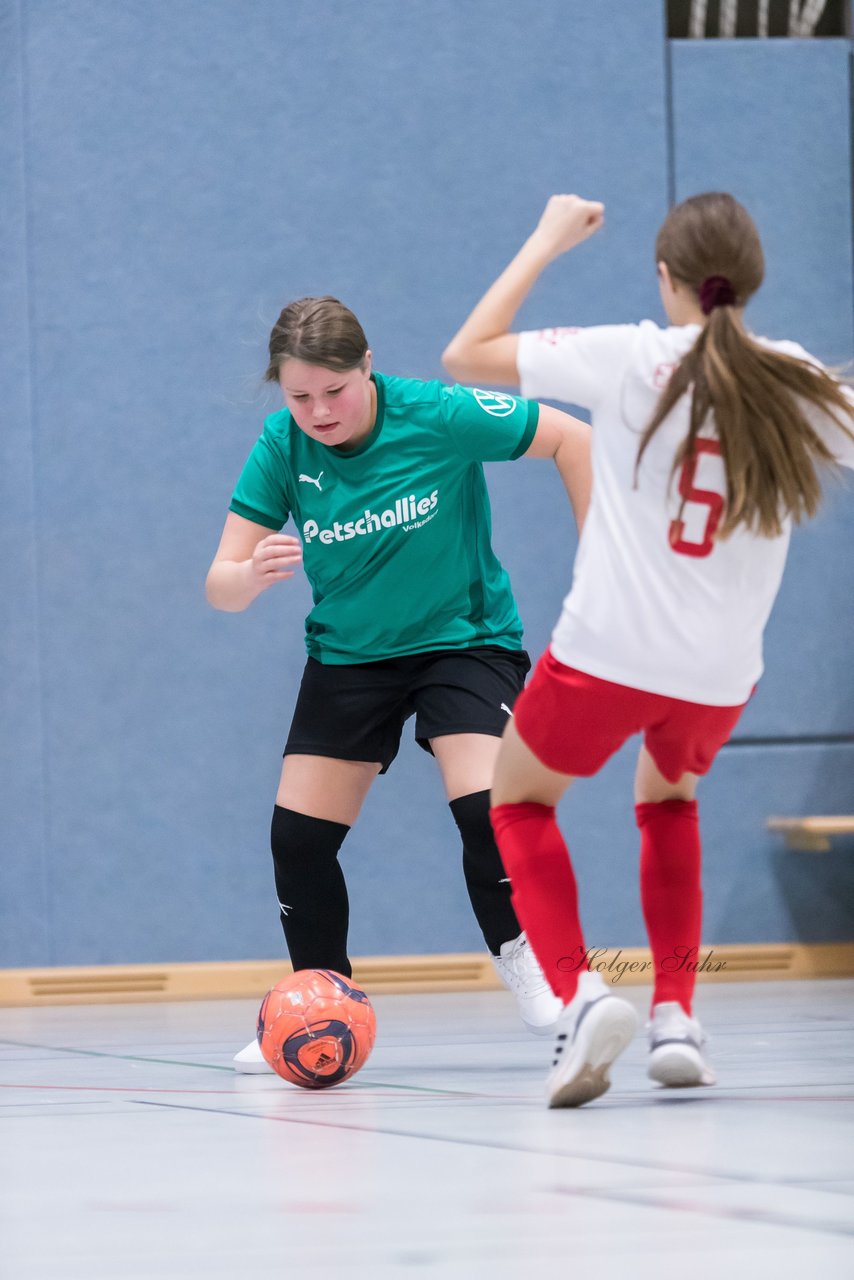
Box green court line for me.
[0,1037,480,1096]
[0,1037,234,1072]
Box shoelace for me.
[498,941,552,996]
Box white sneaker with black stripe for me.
[546,971,638,1108]
[647,1001,716,1087]
[491,932,564,1036]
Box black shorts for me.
[285,646,531,774]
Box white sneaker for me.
[492,932,564,1035]
[647,1001,716,1087]
[546,971,638,1108]
[233,1037,273,1074]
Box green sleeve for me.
[229,428,290,530]
[439,384,539,462]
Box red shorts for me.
[514,648,748,783]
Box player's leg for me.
[234,755,380,1074]
[272,754,381,977]
[634,743,702,1013]
[634,746,713,1084]
[430,730,519,952]
[489,718,584,1002]
[490,652,643,1106]
[410,646,527,950]
[430,730,562,1034]
[635,745,714,1087]
[491,650,644,1004]
[268,656,407,980]
[491,720,637,1108]
[636,692,746,1088]
[234,658,403,1073]
[411,647,561,1033]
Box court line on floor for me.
[0,1038,236,1072]
[0,1083,257,1095]
[128,1097,854,1214]
[4,1032,853,1106]
[4,1038,853,1103]
[0,1038,484,1097]
[0,1081,487,1102]
[4,1080,850,1105]
[546,1181,854,1240]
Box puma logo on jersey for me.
[299,471,324,491]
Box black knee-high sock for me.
[449,789,521,955]
[270,805,352,977]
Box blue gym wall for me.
[1,1,852,969]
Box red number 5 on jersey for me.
[669,439,724,558]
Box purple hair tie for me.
[699,275,736,316]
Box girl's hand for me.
[248,533,303,588]
[531,194,605,262]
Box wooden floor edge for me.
[1,942,853,1006]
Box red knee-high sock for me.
[490,802,587,1004]
[636,799,702,1015]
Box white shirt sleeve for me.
[516,324,639,409]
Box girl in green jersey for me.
[207,296,590,1071]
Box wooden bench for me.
[767,815,854,853]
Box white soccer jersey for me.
[518,321,854,705]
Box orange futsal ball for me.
[256,969,377,1089]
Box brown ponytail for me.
[637,194,854,539]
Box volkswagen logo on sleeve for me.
[472,389,518,418]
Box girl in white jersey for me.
[444,192,854,1107]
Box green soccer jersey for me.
[229,373,539,664]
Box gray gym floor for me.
[2,979,853,1279]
